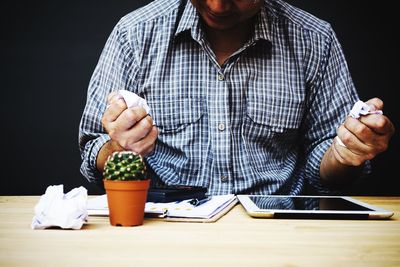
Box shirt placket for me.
[208,66,232,194]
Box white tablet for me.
[237,195,394,219]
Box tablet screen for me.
[248,196,373,211]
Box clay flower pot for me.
[104,179,150,226]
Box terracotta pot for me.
[103,179,150,226]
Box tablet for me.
[237,195,394,219]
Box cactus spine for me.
[103,152,146,181]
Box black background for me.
[2,0,398,196]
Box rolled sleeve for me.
[305,139,334,194]
[306,138,372,195]
[79,134,110,183]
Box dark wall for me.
[2,0,398,196]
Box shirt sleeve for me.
[302,26,371,194]
[78,19,141,184]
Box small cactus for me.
[103,151,146,181]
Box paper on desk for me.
[31,185,88,230]
[87,194,237,219]
[87,195,170,216]
[87,195,190,216]
[166,194,237,219]
[87,194,109,216]
[336,100,383,147]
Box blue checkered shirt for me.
[79,0,363,195]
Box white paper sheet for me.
[87,194,237,219]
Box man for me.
[79,0,394,195]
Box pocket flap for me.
[246,100,303,132]
[149,97,204,133]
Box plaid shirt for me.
[79,0,362,195]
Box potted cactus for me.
[103,151,150,226]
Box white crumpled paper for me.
[118,89,150,114]
[31,185,88,230]
[118,89,155,125]
[348,100,383,119]
[336,100,383,147]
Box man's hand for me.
[332,97,395,166]
[320,97,395,187]
[96,91,158,172]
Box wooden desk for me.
[0,196,399,267]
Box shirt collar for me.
[174,1,201,42]
[253,5,273,43]
[174,1,272,44]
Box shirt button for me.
[218,123,225,131]
[220,176,228,182]
[217,73,225,81]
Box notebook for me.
[87,194,238,223]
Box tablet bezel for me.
[237,195,394,219]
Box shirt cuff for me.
[306,138,372,195]
[80,134,111,184]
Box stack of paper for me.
[86,194,108,216]
[87,194,238,223]
[166,195,237,219]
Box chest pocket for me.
[246,100,303,132]
[146,96,205,183]
[243,99,304,172]
[149,96,204,134]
